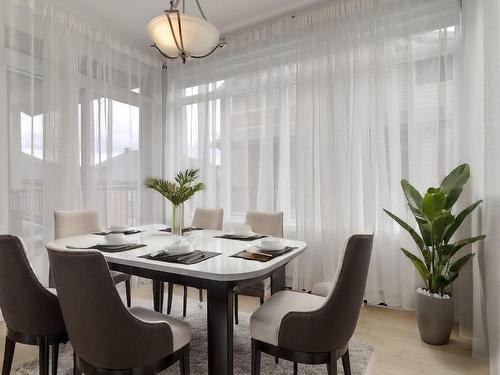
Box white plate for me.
[228,231,255,237]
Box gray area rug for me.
[16,294,373,374]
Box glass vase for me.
[171,203,185,236]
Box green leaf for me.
[418,222,433,247]
[449,253,475,274]
[401,180,426,221]
[384,209,425,251]
[401,248,430,283]
[422,188,446,221]
[443,200,483,243]
[440,164,470,194]
[453,235,486,254]
[432,211,454,243]
[444,186,463,210]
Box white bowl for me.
[256,239,284,251]
[109,225,131,232]
[104,233,128,246]
[165,245,192,256]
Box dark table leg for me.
[152,280,164,313]
[271,265,286,295]
[207,281,233,375]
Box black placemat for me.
[66,243,146,253]
[214,234,268,241]
[158,227,203,234]
[230,247,297,262]
[94,230,143,236]
[141,250,220,265]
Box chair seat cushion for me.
[129,307,191,351]
[110,271,131,285]
[250,290,325,346]
[236,278,271,297]
[311,282,333,297]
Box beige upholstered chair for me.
[0,235,67,375]
[155,208,224,317]
[311,282,333,297]
[250,234,373,375]
[234,210,284,324]
[191,207,224,230]
[47,246,191,374]
[54,210,133,307]
[245,210,283,237]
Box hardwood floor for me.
[0,285,489,374]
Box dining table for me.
[46,224,306,375]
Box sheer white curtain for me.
[165,0,462,308]
[461,0,500,369]
[0,0,165,284]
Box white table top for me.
[46,225,306,282]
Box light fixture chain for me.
[194,0,208,20]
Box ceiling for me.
[47,0,325,55]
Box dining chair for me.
[156,207,224,317]
[234,210,283,324]
[249,234,373,375]
[47,246,192,375]
[311,282,333,297]
[54,209,133,307]
[0,235,68,375]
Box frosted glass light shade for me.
[147,13,220,57]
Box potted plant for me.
[384,164,485,345]
[145,169,205,235]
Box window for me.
[20,111,43,160]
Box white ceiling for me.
[47,0,325,55]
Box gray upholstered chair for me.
[54,209,133,307]
[47,246,191,375]
[0,235,67,375]
[234,210,283,324]
[155,207,224,317]
[250,234,373,375]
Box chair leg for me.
[125,279,132,308]
[183,285,188,317]
[199,288,203,302]
[293,362,298,375]
[251,339,261,375]
[327,352,337,375]
[39,336,49,375]
[179,348,190,375]
[259,296,264,305]
[234,294,239,325]
[274,356,279,364]
[2,336,15,375]
[51,343,59,375]
[73,352,82,375]
[167,282,174,315]
[341,349,351,375]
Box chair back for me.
[0,235,65,335]
[245,210,283,237]
[279,234,373,352]
[47,247,173,369]
[54,209,101,239]
[191,208,224,230]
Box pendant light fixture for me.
[147,0,226,64]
